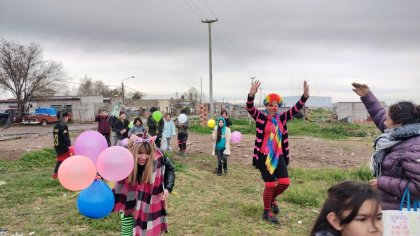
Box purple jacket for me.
[361,91,420,210]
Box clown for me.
[246,80,309,224]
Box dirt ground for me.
[0,123,373,168]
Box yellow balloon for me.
[207,119,216,128]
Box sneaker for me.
[262,210,279,224]
[217,172,222,176]
[51,173,58,179]
[224,169,228,174]
[271,203,280,214]
[182,152,187,157]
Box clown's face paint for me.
[266,102,279,117]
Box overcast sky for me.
[1,0,419,104]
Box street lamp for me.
[121,76,135,106]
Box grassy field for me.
[190,117,380,140]
[0,145,372,235]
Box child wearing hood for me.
[212,117,232,176]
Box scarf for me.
[372,123,420,177]
[113,150,167,235]
[265,116,283,174]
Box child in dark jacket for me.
[113,111,130,145]
[175,110,189,156]
[52,112,71,179]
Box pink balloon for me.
[74,130,108,165]
[231,131,243,144]
[120,138,128,147]
[58,155,97,191]
[96,146,134,181]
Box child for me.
[211,117,231,176]
[175,110,189,156]
[113,111,130,145]
[310,181,383,236]
[147,107,164,148]
[128,117,145,137]
[52,112,71,179]
[113,135,176,235]
[162,114,176,151]
[95,109,111,147]
[221,110,232,127]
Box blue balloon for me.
[77,180,115,219]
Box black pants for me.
[53,161,62,174]
[178,133,188,152]
[215,149,227,173]
[257,153,288,182]
[155,135,162,148]
[102,133,111,147]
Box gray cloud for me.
[1,0,419,104]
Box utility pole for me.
[200,76,203,104]
[250,76,255,84]
[202,18,218,115]
[259,87,263,106]
[121,76,135,107]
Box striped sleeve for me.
[246,94,260,121]
[280,95,308,124]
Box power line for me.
[181,0,253,78]
[182,0,204,20]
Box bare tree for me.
[77,76,94,95]
[0,39,64,117]
[131,91,143,100]
[77,76,112,97]
[184,87,201,114]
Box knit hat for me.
[263,93,282,106]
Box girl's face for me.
[137,152,149,166]
[384,112,400,129]
[165,115,171,121]
[135,120,141,126]
[120,113,126,120]
[218,120,224,127]
[339,199,383,236]
[265,102,279,117]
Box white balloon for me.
[178,114,187,123]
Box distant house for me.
[0,96,112,122]
[334,101,386,123]
[282,96,333,110]
[125,98,191,116]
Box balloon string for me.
[71,191,81,198]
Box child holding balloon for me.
[211,117,231,176]
[113,135,176,235]
[175,110,189,156]
[147,107,164,148]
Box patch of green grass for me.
[0,145,374,235]
[190,117,380,141]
